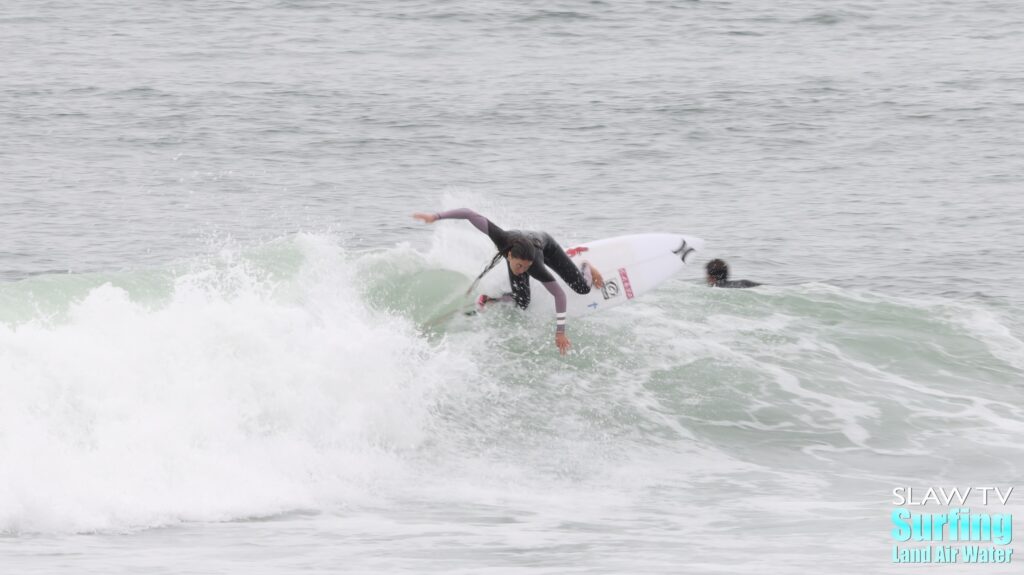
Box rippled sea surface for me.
[2,1,1023,573]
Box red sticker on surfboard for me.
[566,246,589,257]
[618,268,634,299]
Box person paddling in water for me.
[413,208,604,355]
[704,259,760,288]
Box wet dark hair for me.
[464,236,535,295]
[506,236,536,262]
[706,259,728,281]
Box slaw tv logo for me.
[891,486,1015,565]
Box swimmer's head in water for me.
[705,259,728,284]
[506,237,535,275]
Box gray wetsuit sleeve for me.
[541,280,568,334]
[435,208,510,249]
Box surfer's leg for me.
[507,262,531,309]
[544,241,602,294]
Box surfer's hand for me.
[412,212,438,224]
[555,332,571,355]
[586,262,605,289]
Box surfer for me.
[412,208,604,355]
[705,259,760,288]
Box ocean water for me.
[2,1,1023,573]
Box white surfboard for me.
[481,233,704,317]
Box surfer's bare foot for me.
[586,262,604,289]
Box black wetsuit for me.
[711,279,760,288]
[435,208,593,334]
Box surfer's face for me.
[508,256,532,276]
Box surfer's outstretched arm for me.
[412,208,509,248]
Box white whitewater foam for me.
[0,235,455,534]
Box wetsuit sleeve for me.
[540,281,568,334]
[716,279,761,288]
[435,208,509,249]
